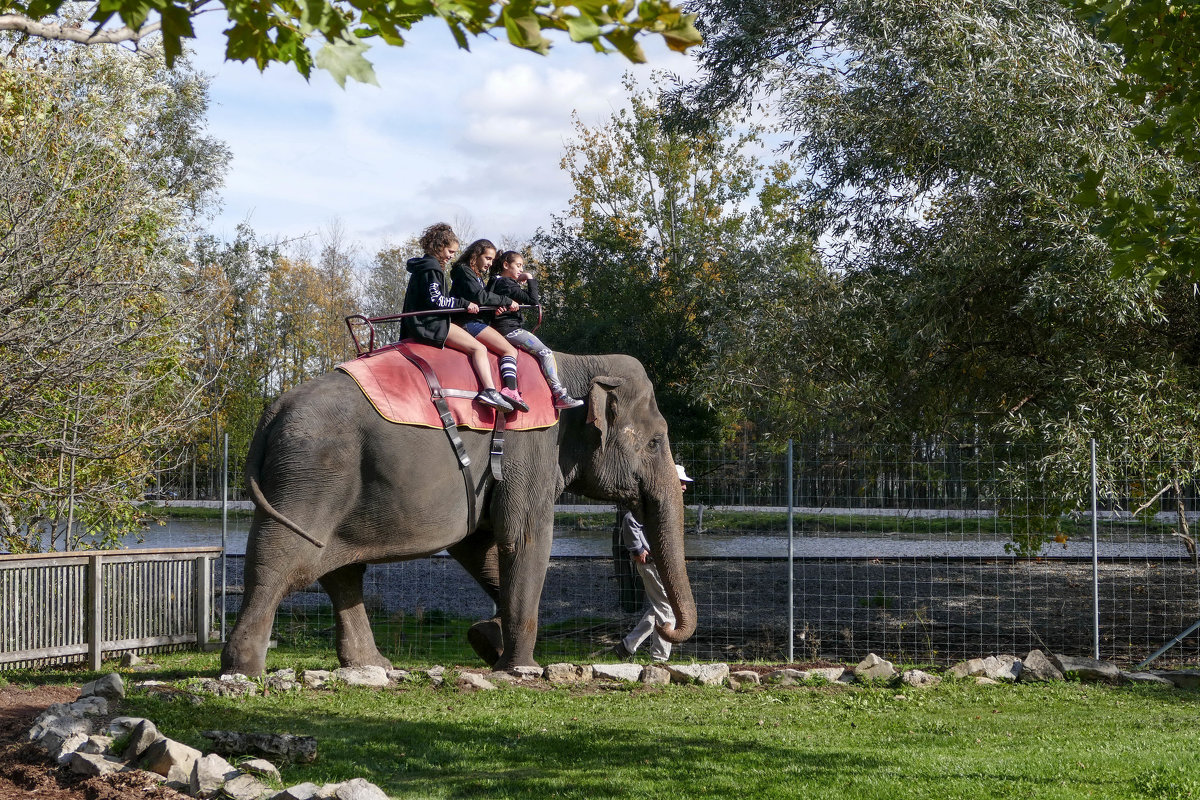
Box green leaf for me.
[314,37,379,88]
[503,9,549,52]
[159,4,195,66]
[565,14,601,43]
[604,29,646,64]
[660,14,702,52]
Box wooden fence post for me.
[87,554,102,671]
[194,555,211,651]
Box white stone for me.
[457,672,497,691]
[900,669,941,688]
[665,663,730,687]
[1157,669,1200,689]
[1124,671,1175,686]
[70,695,109,716]
[803,667,849,683]
[301,670,332,689]
[975,677,1000,686]
[641,665,671,686]
[120,651,145,667]
[122,719,163,760]
[1051,654,1121,682]
[728,670,761,689]
[191,753,239,798]
[52,731,91,763]
[854,653,896,682]
[591,663,644,682]
[68,752,124,777]
[270,783,322,800]
[139,737,203,787]
[486,671,518,684]
[241,758,282,782]
[949,658,987,679]
[506,665,544,680]
[982,655,1022,682]
[331,777,390,800]
[333,665,390,687]
[426,666,446,686]
[78,734,114,755]
[106,716,151,738]
[385,669,412,682]
[1019,650,1064,682]
[545,663,592,683]
[223,772,272,800]
[266,668,298,691]
[81,673,125,701]
[764,668,805,685]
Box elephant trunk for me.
[644,483,697,644]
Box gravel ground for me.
[220,554,1200,667]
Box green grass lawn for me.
[9,652,1200,799]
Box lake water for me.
[99,517,1189,560]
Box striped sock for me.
[500,356,518,391]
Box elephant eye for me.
[646,436,661,452]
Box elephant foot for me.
[220,642,266,678]
[467,619,504,667]
[340,652,394,670]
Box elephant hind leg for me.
[320,563,393,670]
[467,619,503,667]
[448,529,504,666]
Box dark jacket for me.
[449,262,512,330]
[486,275,540,336]
[401,255,463,346]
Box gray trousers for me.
[622,559,676,662]
[504,328,565,392]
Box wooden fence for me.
[0,547,221,670]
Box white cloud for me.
[189,16,699,254]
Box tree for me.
[669,0,1200,538]
[0,39,230,551]
[0,0,701,86]
[363,236,421,318]
[1064,0,1200,284]
[533,76,820,440]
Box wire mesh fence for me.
[155,440,1200,668]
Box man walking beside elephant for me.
[615,464,695,663]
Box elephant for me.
[219,351,697,676]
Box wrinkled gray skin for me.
[220,353,697,676]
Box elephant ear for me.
[586,376,625,449]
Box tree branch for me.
[0,14,162,45]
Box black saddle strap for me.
[394,343,476,534]
[490,406,507,482]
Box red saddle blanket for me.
[336,342,559,432]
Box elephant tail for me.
[245,420,326,549]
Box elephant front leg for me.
[319,563,393,670]
[494,528,553,670]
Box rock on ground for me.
[1019,650,1064,682]
[854,653,896,682]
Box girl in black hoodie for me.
[400,223,513,412]
[487,250,583,410]
[448,238,529,412]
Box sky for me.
[188,16,701,258]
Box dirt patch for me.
[0,684,188,800]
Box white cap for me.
[675,464,694,482]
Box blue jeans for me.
[463,320,489,336]
[504,328,564,391]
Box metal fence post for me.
[787,438,794,664]
[1091,438,1100,660]
[221,432,228,643]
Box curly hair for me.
[453,238,497,277]
[419,222,459,256]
